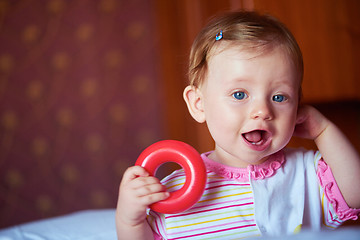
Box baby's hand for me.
[116,166,169,227]
[293,105,330,141]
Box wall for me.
[0,0,165,228]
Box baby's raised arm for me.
[294,105,360,209]
[115,166,169,240]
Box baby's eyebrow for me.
[273,78,298,89]
[229,77,251,84]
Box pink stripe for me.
[163,172,186,182]
[168,224,257,240]
[207,179,251,185]
[164,170,214,182]
[165,202,253,219]
[151,212,161,234]
[192,197,254,211]
[151,211,166,236]
[164,172,250,188]
[169,219,255,236]
[206,183,251,191]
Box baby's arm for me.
[294,105,360,208]
[116,166,169,240]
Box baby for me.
[116,11,360,240]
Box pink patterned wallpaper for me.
[0,0,164,228]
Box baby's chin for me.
[211,143,284,168]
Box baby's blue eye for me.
[273,95,286,102]
[233,91,247,100]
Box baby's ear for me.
[183,85,206,123]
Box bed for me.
[0,209,359,240]
[0,209,117,240]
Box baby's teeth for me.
[252,141,262,146]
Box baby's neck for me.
[207,150,270,168]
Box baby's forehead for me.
[205,42,302,88]
[209,41,285,61]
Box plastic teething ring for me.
[135,140,206,214]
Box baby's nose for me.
[250,102,274,121]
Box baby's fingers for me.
[139,191,170,206]
[130,176,169,206]
[133,177,167,197]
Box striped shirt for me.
[147,148,360,239]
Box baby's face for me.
[200,44,300,167]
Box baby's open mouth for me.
[242,130,270,146]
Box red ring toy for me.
[135,140,206,214]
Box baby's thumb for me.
[122,166,150,182]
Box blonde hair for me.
[188,11,303,89]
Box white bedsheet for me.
[0,209,117,240]
[0,209,358,240]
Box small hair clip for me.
[215,30,223,41]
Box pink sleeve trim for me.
[317,159,360,221]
